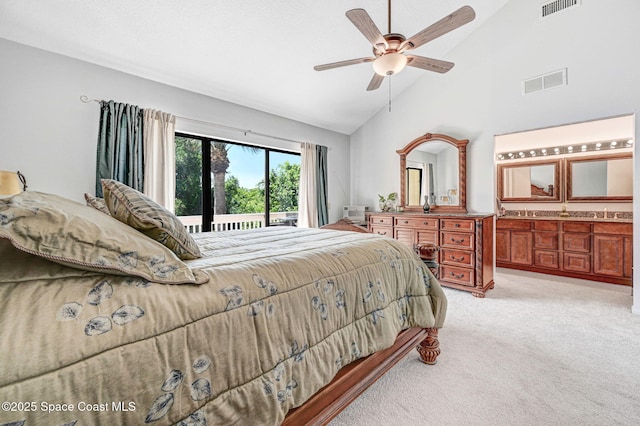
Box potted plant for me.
[378,192,397,212]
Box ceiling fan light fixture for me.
[372,52,407,76]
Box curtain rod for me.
[79,95,310,146]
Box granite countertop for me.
[499,215,632,224]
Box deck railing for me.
[179,212,297,233]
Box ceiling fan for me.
[314,2,476,91]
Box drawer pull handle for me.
[378,231,386,235]
[450,272,465,279]
[450,237,465,244]
[403,220,409,224]
[450,255,465,262]
[423,222,428,225]
[455,223,461,228]
[379,219,384,222]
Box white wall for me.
[350,0,640,312]
[0,38,350,222]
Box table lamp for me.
[0,171,27,196]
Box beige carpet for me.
[330,268,640,426]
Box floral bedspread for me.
[0,226,446,425]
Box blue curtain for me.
[316,145,329,226]
[95,101,144,197]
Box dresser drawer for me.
[370,215,393,226]
[441,265,475,287]
[440,219,475,232]
[441,248,474,268]
[394,216,438,229]
[371,225,392,237]
[440,231,474,250]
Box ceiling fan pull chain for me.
[388,76,392,112]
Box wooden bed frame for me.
[283,327,441,425]
[281,219,442,425]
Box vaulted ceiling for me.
[0,0,509,134]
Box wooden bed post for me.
[416,327,440,365]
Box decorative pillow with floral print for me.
[0,191,208,285]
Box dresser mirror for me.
[567,153,633,201]
[497,160,561,202]
[397,133,468,213]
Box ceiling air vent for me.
[540,0,581,19]
[522,68,567,95]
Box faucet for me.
[592,212,598,219]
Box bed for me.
[0,184,446,425]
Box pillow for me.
[84,193,111,215]
[0,191,208,285]
[101,179,202,260]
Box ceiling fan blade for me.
[346,8,388,52]
[401,5,476,51]
[366,73,384,91]
[314,57,375,71]
[406,55,455,73]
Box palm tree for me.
[210,142,262,216]
[211,142,230,215]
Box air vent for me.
[540,0,581,18]
[522,68,567,95]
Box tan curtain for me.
[298,142,318,228]
[143,109,176,211]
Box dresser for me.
[496,218,633,285]
[369,213,495,298]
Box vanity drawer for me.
[371,225,392,237]
[440,231,474,250]
[394,217,438,229]
[440,265,475,287]
[534,232,559,250]
[534,221,559,231]
[370,215,393,226]
[441,248,474,268]
[562,222,591,233]
[496,219,532,230]
[563,252,591,273]
[563,233,591,253]
[534,250,559,269]
[440,219,475,232]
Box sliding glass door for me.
[174,133,300,232]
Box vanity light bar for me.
[496,139,633,161]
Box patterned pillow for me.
[84,193,111,215]
[0,191,208,285]
[101,179,202,260]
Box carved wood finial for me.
[416,327,441,365]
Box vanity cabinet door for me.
[496,229,510,263]
[510,231,533,265]
[624,237,633,278]
[593,235,625,277]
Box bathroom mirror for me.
[566,153,633,201]
[397,133,467,213]
[497,160,561,202]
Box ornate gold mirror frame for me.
[397,133,468,213]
